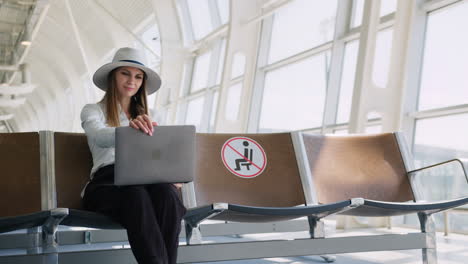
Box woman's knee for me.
[148,184,186,213]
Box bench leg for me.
[41,209,68,264]
[418,213,438,264]
[309,217,336,263]
[27,227,41,255]
[185,221,202,245]
[320,255,337,263]
[308,216,324,238]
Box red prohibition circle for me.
[221,137,267,178]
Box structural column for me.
[348,0,416,133]
[215,0,263,132]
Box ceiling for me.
[0,0,43,81]
[0,0,164,132]
[0,0,48,130]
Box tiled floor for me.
[193,225,468,264]
[2,221,467,263]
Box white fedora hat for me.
[92,47,161,95]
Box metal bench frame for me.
[1,131,468,264]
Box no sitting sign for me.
[221,137,267,178]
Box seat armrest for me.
[408,159,468,202]
[408,159,468,184]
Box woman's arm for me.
[80,104,116,148]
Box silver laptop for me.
[114,125,196,186]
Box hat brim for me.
[92,61,161,95]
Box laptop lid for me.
[115,125,195,186]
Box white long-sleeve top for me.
[80,103,130,179]
[79,103,127,197]
[80,102,159,197]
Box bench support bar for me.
[0,233,428,264]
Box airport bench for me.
[182,131,468,264]
[1,131,468,264]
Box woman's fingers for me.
[141,115,153,133]
[173,183,183,189]
[129,120,139,130]
[131,115,155,135]
[133,119,151,135]
[136,115,152,132]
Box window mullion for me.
[178,0,196,44]
[208,0,222,28]
[247,15,274,133]
[321,0,353,133]
[400,0,429,151]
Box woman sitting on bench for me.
[80,47,186,264]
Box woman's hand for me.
[173,183,183,189]
[129,114,158,136]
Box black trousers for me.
[83,165,187,264]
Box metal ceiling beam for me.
[0,83,35,95]
[0,97,26,107]
[7,0,50,85]
[64,0,91,79]
[0,20,25,26]
[0,65,17,71]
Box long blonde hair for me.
[100,68,149,127]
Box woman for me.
[81,47,186,264]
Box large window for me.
[191,51,212,93]
[414,114,468,165]
[401,1,468,234]
[134,19,161,111]
[351,0,364,28]
[176,36,226,131]
[412,2,468,166]
[186,0,213,40]
[170,0,468,235]
[225,83,242,121]
[336,40,359,124]
[335,26,392,127]
[216,0,230,25]
[268,0,337,63]
[373,28,393,88]
[418,2,468,111]
[411,114,468,230]
[179,0,230,43]
[256,1,338,133]
[380,0,397,17]
[185,96,205,128]
[139,22,161,66]
[231,52,246,80]
[259,53,329,132]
